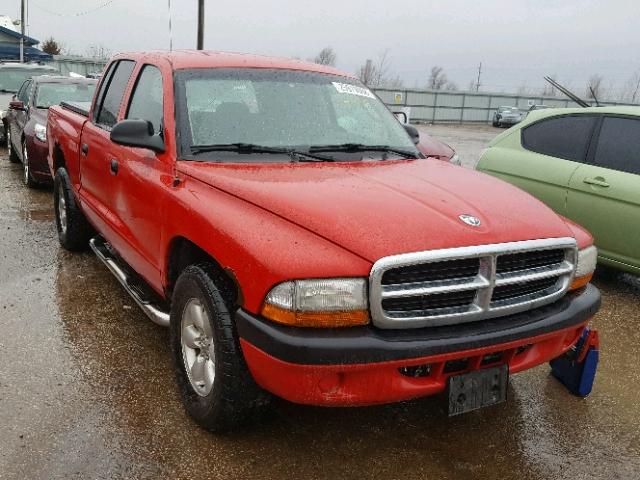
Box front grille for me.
[369,238,577,329]
[382,258,480,284]
[497,249,565,274]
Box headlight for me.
[570,245,597,290]
[261,278,369,327]
[449,153,461,166]
[34,123,47,142]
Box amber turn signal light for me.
[261,303,370,328]
[569,273,593,291]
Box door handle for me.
[583,177,609,188]
[81,143,89,156]
[110,159,119,175]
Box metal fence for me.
[373,87,636,124]
[48,55,107,77]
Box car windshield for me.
[0,68,57,92]
[35,82,96,108]
[174,68,418,161]
[499,107,518,113]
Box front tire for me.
[170,264,269,432]
[54,167,94,251]
[6,127,19,163]
[22,141,37,188]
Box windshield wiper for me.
[308,143,420,159]
[190,143,335,162]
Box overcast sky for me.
[6,0,640,95]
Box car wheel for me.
[170,264,270,432]
[22,141,37,188]
[6,127,19,163]
[54,167,94,251]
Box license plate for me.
[448,365,508,416]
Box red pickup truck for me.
[47,51,600,431]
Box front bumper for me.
[26,138,52,182]
[237,285,600,406]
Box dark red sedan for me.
[6,75,96,187]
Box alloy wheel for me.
[181,298,216,397]
[22,143,30,185]
[57,185,67,235]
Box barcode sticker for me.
[332,82,375,99]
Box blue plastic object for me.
[549,327,599,397]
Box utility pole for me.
[197,0,204,50]
[20,0,25,63]
[475,62,482,92]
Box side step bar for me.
[89,237,170,327]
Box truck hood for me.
[178,159,574,262]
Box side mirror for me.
[110,119,165,153]
[9,100,24,111]
[403,124,420,145]
[393,111,408,124]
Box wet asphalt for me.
[1,127,639,479]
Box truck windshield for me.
[35,82,96,108]
[0,68,58,92]
[174,68,418,161]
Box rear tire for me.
[54,167,94,251]
[6,127,19,163]
[170,264,270,432]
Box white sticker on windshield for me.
[332,82,375,99]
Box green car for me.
[477,106,640,275]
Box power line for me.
[30,0,118,18]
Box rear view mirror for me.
[403,124,420,145]
[9,100,24,111]
[110,119,165,153]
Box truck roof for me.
[112,50,355,78]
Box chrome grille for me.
[369,238,577,329]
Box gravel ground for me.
[1,128,639,479]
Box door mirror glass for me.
[403,124,420,145]
[9,100,25,111]
[110,119,165,153]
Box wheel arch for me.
[165,236,243,307]
[52,142,66,172]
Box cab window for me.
[522,115,596,162]
[126,65,164,135]
[94,60,135,129]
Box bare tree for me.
[358,59,378,87]
[314,47,337,67]
[586,74,604,101]
[427,66,448,90]
[41,37,63,55]
[357,51,402,88]
[620,71,640,103]
[426,66,457,91]
[85,44,112,61]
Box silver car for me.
[492,106,523,128]
[0,62,59,144]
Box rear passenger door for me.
[486,115,597,214]
[78,60,135,240]
[566,116,640,267]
